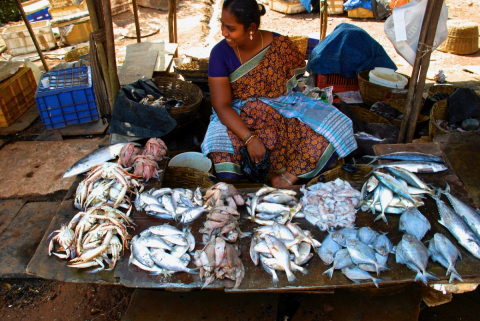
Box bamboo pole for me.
[14,0,49,71]
[86,0,114,110]
[102,0,120,100]
[132,0,141,43]
[404,0,444,143]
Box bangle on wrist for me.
[242,133,254,145]
[245,135,257,146]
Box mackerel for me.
[373,172,417,205]
[365,152,444,165]
[384,167,431,190]
[370,161,448,174]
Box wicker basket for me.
[290,35,308,56]
[384,98,430,129]
[427,84,456,97]
[437,20,479,55]
[173,59,208,81]
[64,45,90,62]
[162,166,217,189]
[307,164,373,186]
[350,105,390,124]
[153,77,203,127]
[358,70,410,107]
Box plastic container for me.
[0,68,37,127]
[1,20,56,56]
[35,66,99,130]
[59,21,92,45]
[327,0,344,14]
[316,74,360,92]
[23,0,51,22]
[368,67,408,89]
[168,152,212,172]
[306,37,320,60]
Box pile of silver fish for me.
[251,222,321,285]
[300,178,361,231]
[246,186,303,226]
[360,170,432,224]
[129,224,197,276]
[48,205,133,273]
[199,206,250,244]
[320,226,393,288]
[193,237,245,289]
[204,183,245,209]
[135,187,208,224]
[365,152,447,174]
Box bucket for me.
[168,152,212,172]
[368,68,408,89]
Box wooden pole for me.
[86,0,114,110]
[321,1,328,40]
[132,0,141,43]
[102,0,120,100]
[404,0,444,143]
[14,0,49,71]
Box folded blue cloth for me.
[344,0,372,11]
[307,23,397,79]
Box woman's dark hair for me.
[223,0,266,31]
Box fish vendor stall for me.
[26,138,480,294]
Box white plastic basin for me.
[369,67,408,89]
[168,152,212,172]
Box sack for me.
[447,88,480,124]
[239,146,272,183]
[384,0,448,66]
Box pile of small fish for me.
[48,205,134,272]
[299,178,361,231]
[319,227,393,288]
[245,186,303,226]
[193,237,245,289]
[129,224,197,276]
[250,222,321,285]
[135,187,208,224]
[199,205,250,244]
[204,183,245,209]
[360,170,432,224]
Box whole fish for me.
[135,192,162,211]
[346,239,383,276]
[265,235,296,282]
[144,204,171,215]
[366,176,379,193]
[428,233,463,283]
[318,234,342,265]
[263,193,297,204]
[354,132,384,142]
[357,227,379,245]
[162,195,176,214]
[365,152,444,165]
[384,167,431,191]
[256,186,277,197]
[144,224,183,236]
[149,248,198,274]
[332,228,359,247]
[256,203,294,215]
[373,172,417,205]
[433,196,480,259]
[323,249,354,279]
[341,266,383,288]
[399,208,431,241]
[63,143,140,178]
[260,255,279,286]
[131,242,154,268]
[135,235,172,251]
[376,184,394,224]
[162,234,189,246]
[295,242,314,265]
[371,234,393,256]
[442,182,480,240]
[370,186,381,214]
[151,188,172,198]
[180,207,209,224]
[362,202,406,215]
[358,252,389,273]
[370,161,448,174]
[262,258,308,274]
[396,234,438,285]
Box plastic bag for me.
[239,146,272,183]
[384,0,448,66]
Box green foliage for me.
[0,0,21,24]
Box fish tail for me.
[363,156,378,166]
[286,269,296,282]
[372,277,383,288]
[415,272,428,286]
[365,166,378,177]
[272,273,280,287]
[322,267,335,279]
[186,268,200,274]
[445,182,451,194]
[449,271,463,283]
[374,212,388,225]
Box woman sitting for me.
[202,0,356,188]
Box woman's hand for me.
[247,137,266,164]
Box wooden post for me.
[14,0,49,71]
[102,0,120,100]
[397,0,443,143]
[132,0,141,43]
[168,0,178,57]
[321,1,328,41]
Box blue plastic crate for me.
[26,7,51,22]
[35,66,99,130]
[306,37,320,60]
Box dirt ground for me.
[0,0,479,320]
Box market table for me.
[26,142,480,292]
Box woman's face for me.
[221,9,250,48]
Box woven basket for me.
[162,166,217,189]
[307,164,373,186]
[384,98,429,129]
[153,77,203,127]
[437,20,479,55]
[350,105,390,124]
[64,45,90,62]
[174,59,208,81]
[290,35,309,56]
[358,70,410,107]
[427,84,456,97]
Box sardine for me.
[180,207,209,224]
[180,195,196,208]
[144,204,171,215]
[399,208,431,241]
[151,188,172,198]
[265,235,296,282]
[63,143,139,177]
[323,249,354,279]
[162,195,176,214]
[376,184,394,224]
[346,239,382,276]
[371,234,393,256]
[341,266,383,288]
[145,224,183,236]
[428,233,463,283]
[149,248,198,274]
[332,228,359,247]
[162,234,189,246]
[131,242,154,268]
[365,152,444,165]
[318,234,342,265]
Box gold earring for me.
[250,31,253,41]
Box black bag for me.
[239,146,272,183]
[448,88,480,124]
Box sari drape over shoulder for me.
[202,35,356,181]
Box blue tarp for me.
[306,23,397,79]
[344,0,372,11]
